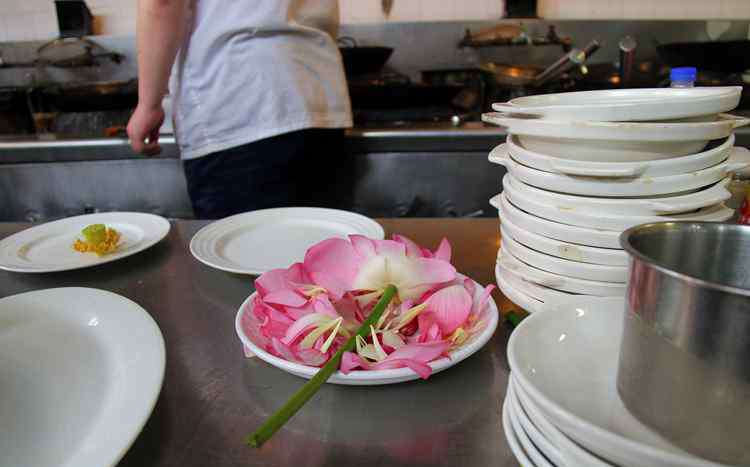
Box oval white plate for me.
[508,298,730,467]
[503,134,739,177]
[492,87,742,122]
[234,279,498,385]
[492,193,622,249]
[483,113,748,161]
[0,212,170,273]
[501,235,628,283]
[497,249,626,297]
[501,172,732,216]
[0,287,165,467]
[190,207,384,275]
[501,209,627,266]
[502,176,735,231]
[498,263,586,307]
[495,262,545,313]
[493,149,745,197]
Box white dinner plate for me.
[0,288,165,467]
[235,278,498,385]
[190,207,385,275]
[491,87,742,122]
[502,134,740,177]
[508,298,731,467]
[0,212,170,273]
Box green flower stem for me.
[247,284,398,448]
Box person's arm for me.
[127,0,188,155]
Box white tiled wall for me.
[0,0,749,42]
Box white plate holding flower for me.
[235,282,498,385]
[234,234,499,386]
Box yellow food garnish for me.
[73,224,121,256]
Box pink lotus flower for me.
[244,234,495,379]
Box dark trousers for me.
[183,129,345,219]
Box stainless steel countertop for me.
[0,218,515,467]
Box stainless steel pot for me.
[618,221,750,465]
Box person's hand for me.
[127,104,165,156]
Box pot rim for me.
[620,221,750,298]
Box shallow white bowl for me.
[0,288,165,467]
[502,175,735,231]
[492,149,746,197]
[510,377,615,467]
[497,249,626,297]
[508,297,731,467]
[482,112,748,161]
[501,234,628,283]
[234,280,498,385]
[502,393,537,467]
[501,134,743,177]
[491,193,622,249]
[502,172,732,216]
[492,87,742,122]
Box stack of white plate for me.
[483,87,750,312]
[504,297,737,467]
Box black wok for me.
[338,37,393,76]
[657,40,750,73]
[40,79,138,112]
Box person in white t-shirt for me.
[127,0,352,219]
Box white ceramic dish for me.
[0,212,170,273]
[503,395,538,467]
[510,377,615,467]
[508,298,731,467]
[507,387,556,467]
[501,234,627,283]
[496,259,545,313]
[492,87,742,122]
[482,113,749,161]
[234,279,498,385]
[492,149,746,197]
[502,176,735,231]
[498,250,626,297]
[501,211,627,266]
[491,194,622,249]
[0,288,165,467]
[501,134,744,177]
[506,381,565,467]
[497,264,585,308]
[502,173,732,216]
[190,207,384,275]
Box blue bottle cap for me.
[670,67,697,81]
